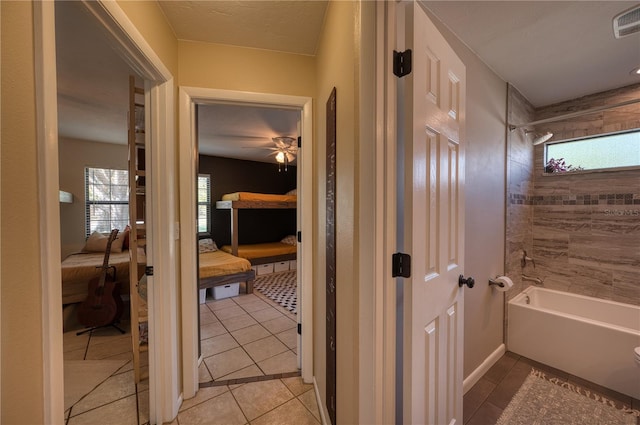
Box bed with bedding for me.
[198,248,255,293]
[215,191,298,265]
[61,247,146,305]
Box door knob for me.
[458,275,475,288]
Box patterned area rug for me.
[254,270,297,314]
[497,369,640,425]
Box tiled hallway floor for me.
[464,351,640,425]
[198,288,299,383]
[62,284,314,424]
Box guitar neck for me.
[98,229,119,287]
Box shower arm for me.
[508,98,640,131]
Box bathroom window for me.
[544,130,640,173]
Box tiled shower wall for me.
[506,83,640,306]
[505,85,536,301]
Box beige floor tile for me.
[180,385,229,412]
[261,315,296,334]
[72,370,136,415]
[200,303,212,314]
[65,347,87,361]
[200,321,228,340]
[64,359,128,410]
[237,299,271,313]
[204,347,255,380]
[232,294,263,305]
[214,305,246,321]
[257,351,298,375]
[64,331,90,353]
[250,398,319,425]
[137,389,149,424]
[274,328,297,350]
[243,336,289,363]
[85,335,132,360]
[178,390,247,425]
[68,394,138,425]
[200,310,218,326]
[297,388,320,421]
[232,379,294,421]
[249,308,283,323]
[231,324,271,345]
[281,376,314,397]
[201,333,239,358]
[220,313,258,332]
[199,362,213,383]
[206,298,237,311]
[218,364,264,381]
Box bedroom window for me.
[85,167,129,236]
[198,174,211,232]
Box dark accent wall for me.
[198,155,297,246]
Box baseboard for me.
[463,343,505,394]
[313,377,328,425]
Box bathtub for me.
[508,286,640,399]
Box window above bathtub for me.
[544,129,640,174]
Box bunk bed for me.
[215,191,297,265]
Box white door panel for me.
[401,2,466,424]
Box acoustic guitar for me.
[77,229,123,328]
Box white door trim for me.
[373,2,400,424]
[33,3,65,422]
[35,1,178,423]
[178,87,314,398]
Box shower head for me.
[525,130,553,145]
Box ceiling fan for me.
[266,136,298,171]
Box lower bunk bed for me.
[198,249,256,303]
[220,241,297,266]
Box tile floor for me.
[62,286,311,425]
[198,289,299,383]
[464,351,640,425]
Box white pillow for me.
[281,235,297,245]
[199,238,218,253]
[83,230,124,253]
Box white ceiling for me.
[423,1,640,107]
[56,1,640,162]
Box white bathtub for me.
[508,286,640,399]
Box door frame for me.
[178,87,314,398]
[34,1,179,423]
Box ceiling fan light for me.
[275,151,286,163]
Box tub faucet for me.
[521,250,535,268]
[522,274,544,286]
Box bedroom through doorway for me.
[195,103,302,385]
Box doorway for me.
[179,87,314,399]
[36,1,177,422]
[195,103,301,384]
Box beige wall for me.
[116,0,179,77]
[58,138,129,258]
[314,1,361,423]
[425,7,508,378]
[1,2,45,423]
[178,41,315,97]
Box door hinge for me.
[298,136,302,148]
[392,253,411,278]
[297,323,302,335]
[145,266,154,276]
[297,231,302,243]
[393,49,412,78]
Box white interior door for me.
[400,2,467,424]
